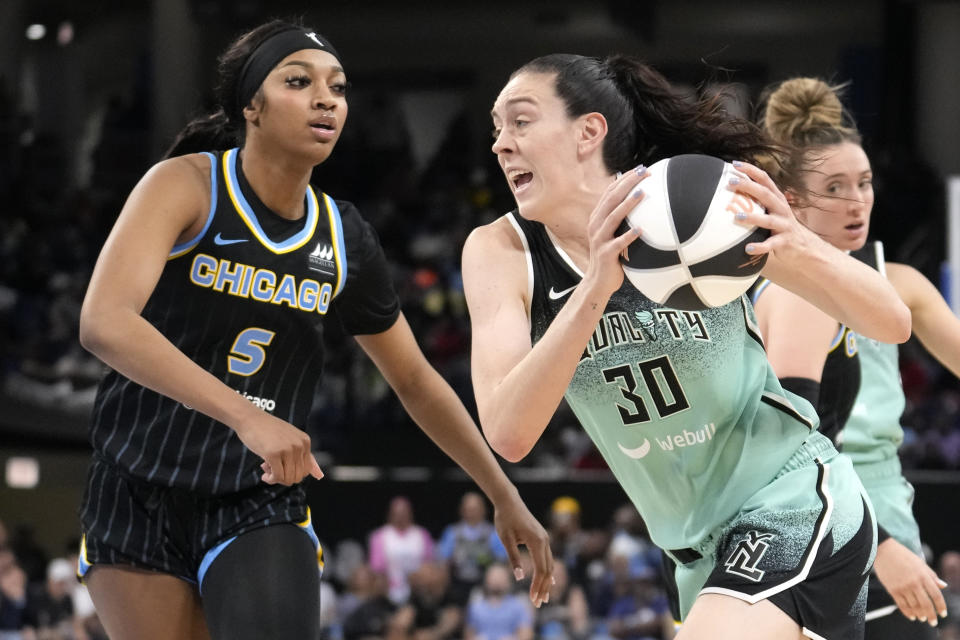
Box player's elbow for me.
[489,439,531,464]
[78,311,103,355]
[78,303,115,358]
[481,418,535,463]
[888,301,913,344]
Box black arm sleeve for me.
[877,525,891,544]
[780,377,821,406]
[780,376,841,441]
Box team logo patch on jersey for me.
[617,438,651,459]
[548,285,576,300]
[724,530,775,582]
[308,242,336,275]
[634,311,658,341]
[214,232,248,246]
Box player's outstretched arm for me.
[888,262,960,376]
[355,315,554,606]
[730,161,911,343]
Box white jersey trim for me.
[802,627,829,640]
[699,460,834,605]
[741,295,764,346]
[505,212,534,324]
[874,240,887,278]
[864,604,898,622]
[761,391,817,430]
[544,227,585,278]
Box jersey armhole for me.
[873,240,887,277]
[504,212,534,324]
[168,151,218,260]
[322,193,347,299]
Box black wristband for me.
[877,525,891,544]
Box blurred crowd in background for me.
[1,70,959,470]
[4,493,958,640]
[2,20,960,639]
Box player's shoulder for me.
[753,278,832,331]
[464,212,526,259]
[755,279,819,314]
[327,195,360,218]
[323,196,369,234]
[884,260,922,284]
[325,197,382,253]
[462,213,530,300]
[142,153,213,200]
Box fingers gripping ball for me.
[619,154,769,310]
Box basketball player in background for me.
[76,19,553,640]
[755,76,956,638]
[462,53,911,639]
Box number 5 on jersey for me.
[228,328,275,376]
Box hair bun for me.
[764,77,849,144]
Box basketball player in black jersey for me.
[76,20,553,640]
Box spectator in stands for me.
[369,496,435,604]
[0,542,29,637]
[464,563,534,640]
[436,491,507,605]
[341,568,404,640]
[535,561,590,640]
[23,557,75,637]
[601,556,672,640]
[941,551,960,634]
[393,560,462,640]
[548,497,591,586]
[607,505,660,585]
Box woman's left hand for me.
[724,160,817,265]
[492,492,554,607]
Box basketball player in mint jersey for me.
[463,54,912,640]
[760,76,960,638]
[77,21,553,640]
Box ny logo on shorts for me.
[724,530,775,582]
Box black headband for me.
[236,28,341,116]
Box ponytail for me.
[605,55,774,168]
[513,54,776,176]
[163,108,238,159]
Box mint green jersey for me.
[509,213,820,551]
[841,241,905,466]
[839,337,904,465]
[844,241,921,555]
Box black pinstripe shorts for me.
[78,453,311,584]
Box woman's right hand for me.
[874,537,948,626]
[582,165,648,299]
[234,412,324,485]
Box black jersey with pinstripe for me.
[87,148,399,496]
